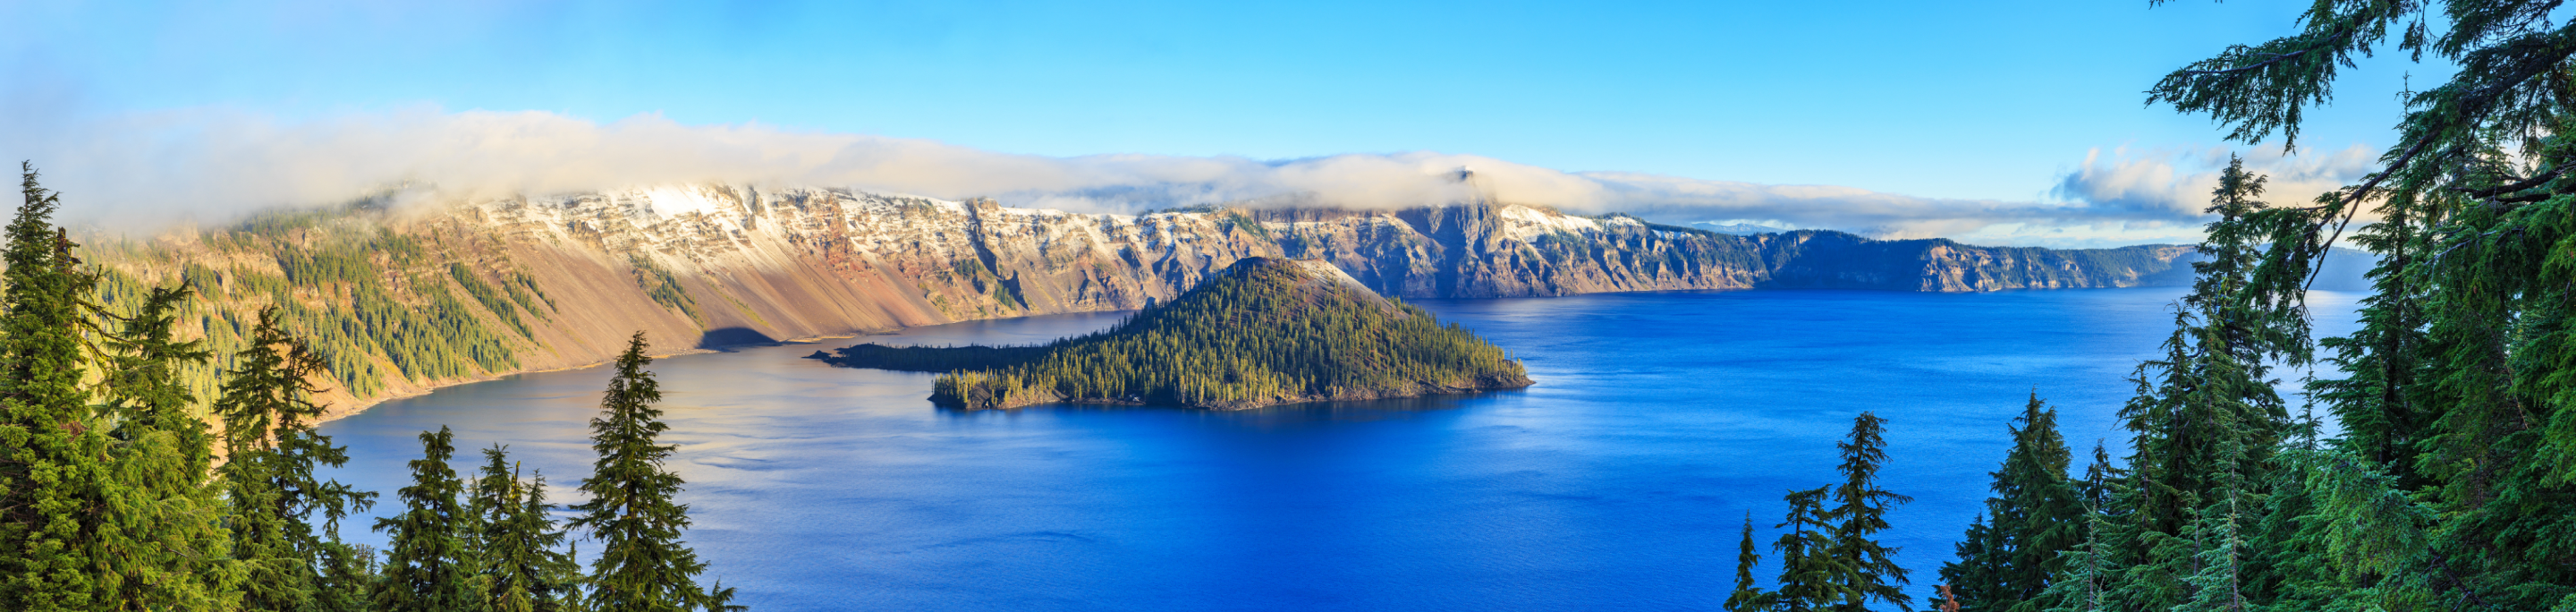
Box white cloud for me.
[0,107,2387,248]
[2051,144,2379,218]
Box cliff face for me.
[84,186,2189,414]
[1258,206,2192,296]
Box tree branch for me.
[2181,28,2362,76]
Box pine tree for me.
[93,285,243,609]
[1938,514,2002,612]
[1775,486,1848,612]
[475,445,579,612]
[2171,432,2257,612]
[2140,1,2576,606]
[1945,393,2081,612]
[570,332,733,612]
[0,162,114,610]
[1727,511,1771,612]
[2089,159,2295,612]
[1827,411,1913,611]
[216,307,378,611]
[2031,444,2121,612]
[374,425,488,612]
[312,541,378,612]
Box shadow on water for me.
[698,327,779,349]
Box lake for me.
[320,286,2364,610]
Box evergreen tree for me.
[1727,511,1770,612]
[0,162,114,610]
[1774,486,1847,612]
[1937,514,2003,612]
[2088,159,2295,612]
[2171,434,2257,612]
[570,333,734,612]
[216,307,377,611]
[373,425,488,612]
[2033,445,2119,612]
[2138,0,2576,606]
[475,445,579,612]
[1944,393,2080,612]
[93,285,243,610]
[0,164,245,609]
[1826,412,1912,611]
[311,542,379,612]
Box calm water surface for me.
[321,287,2362,610]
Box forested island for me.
[810,257,1532,410]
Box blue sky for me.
[1,0,2434,244]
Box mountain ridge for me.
[76,185,2196,418]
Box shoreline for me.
[312,282,2197,426]
[312,333,869,426]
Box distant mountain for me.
[77,186,2198,414]
[814,257,1531,410]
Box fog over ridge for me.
[4,107,2377,248]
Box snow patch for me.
[637,186,736,219]
[1496,204,1602,241]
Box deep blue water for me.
[320,287,2362,610]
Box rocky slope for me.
[80,185,2190,416]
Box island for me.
[809,257,1535,410]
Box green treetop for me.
[0,162,114,610]
[1728,511,1771,612]
[1826,411,1913,612]
[569,333,737,612]
[473,445,580,612]
[216,307,378,611]
[94,285,244,610]
[373,425,488,612]
[1774,486,1849,612]
[1945,393,2080,612]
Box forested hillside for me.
[0,167,744,612]
[819,257,1531,410]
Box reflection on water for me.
[320,288,2362,611]
[935,391,1529,428]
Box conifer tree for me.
[2134,1,2576,606]
[1726,512,1770,612]
[1938,514,2002,612]
[374,425,488,612]
[1826,411,1912,611]
[475,445,579,612]
[2089,159,2295,612]
[0,164,244,609]
[1774,486,1847,612]
[312,542,379,612]
[94,285,242,610]
[1945,394,2080,612]
[216,307,377,611]
[0,162,115,610]
[570,332,736,612]
[2036,510,2110,612]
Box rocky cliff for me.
[80,185,2190,415]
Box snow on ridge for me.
[1494,204,1605,242]
[634,185,736,219]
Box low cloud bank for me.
[1,108,2381,247]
